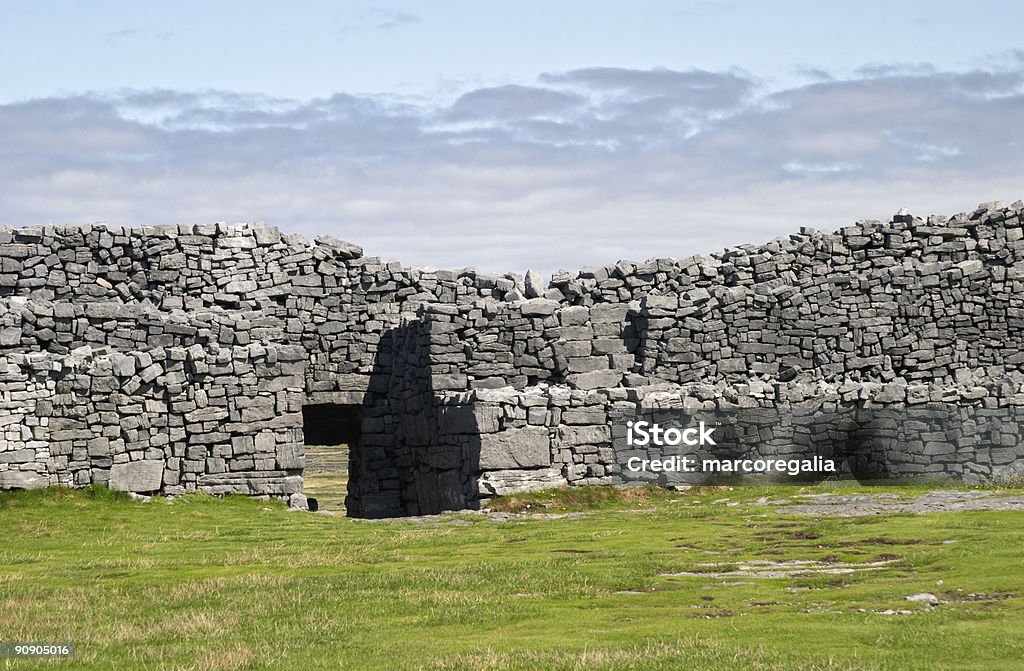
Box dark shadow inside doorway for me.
[302,403,361,513]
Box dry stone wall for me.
[3,200,1024,516]
[0,222,516,511]
[350,200,1024,515]
[0,339,305,496]
[425,380,1024,505]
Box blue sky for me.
[2,1,1023,274]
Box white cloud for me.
[336,8,421,36]
[1,62,1022,276]
[443,85,586,122]
[782,161,861,174]
[103,28,175,48]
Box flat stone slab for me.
[0,470,48,489]
[664,558,899,579]
[0,448,35,464]
[478,426,551,470]
[766,489,1024,516]
[197,471,302,495]
[109,460,164,492]
[478,467,564,496]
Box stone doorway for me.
[301,403,361,513]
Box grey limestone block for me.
[590,303,631,323]
[527,406,547,425]
[524,269,544,298]
[0,470,48,489]
[559,306,589,326]
[314,235,363,260]
[519,298,559,316]
[254,431,276,453]
[109,460,164,492]
[440,405,501,434]
[592,338,626,355]
[232,435,255,454]
[0,327,21,346]
[569,370,623,390]
[643,295,676,311]
[0,448,35,464]
[253,225,282,246]
[557,425,611,446]
[432,374,468,390]
[479,426,551,469]
[568,356,609,373]
[276,443,303,470]
[561,409,606,425]
[478,467,564,496]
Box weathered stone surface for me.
[110,353,136,377]
[276,443,303,470]
[109,460,164,492]
[84,302,134,319]
[478,467,564,496]
[557,425,611,446]
[524,269,544,298]
[0,449,34,464]
[314,235,363,259]
[479,426,551,469]
[570,370,623,390]
[0,470,48,489]
[440,405,500,434]
[519,298,559,316]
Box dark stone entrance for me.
[301,404,361,513]
[302,404,361,446]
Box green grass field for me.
[301,444,349,512]
[2,484,1023,670]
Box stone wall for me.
[0,339,305,497]
[0,222,516,508]
[376,295,1024,513]
[430,380,1024,504]
[3,200,1024,516]
[632,214,1022,386]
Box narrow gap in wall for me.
[301,404,360,514]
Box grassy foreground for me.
[2,485,1023,670]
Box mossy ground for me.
[2,484,1023,670]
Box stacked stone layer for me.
[0,223,513,507]
[2,201,1024,516]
